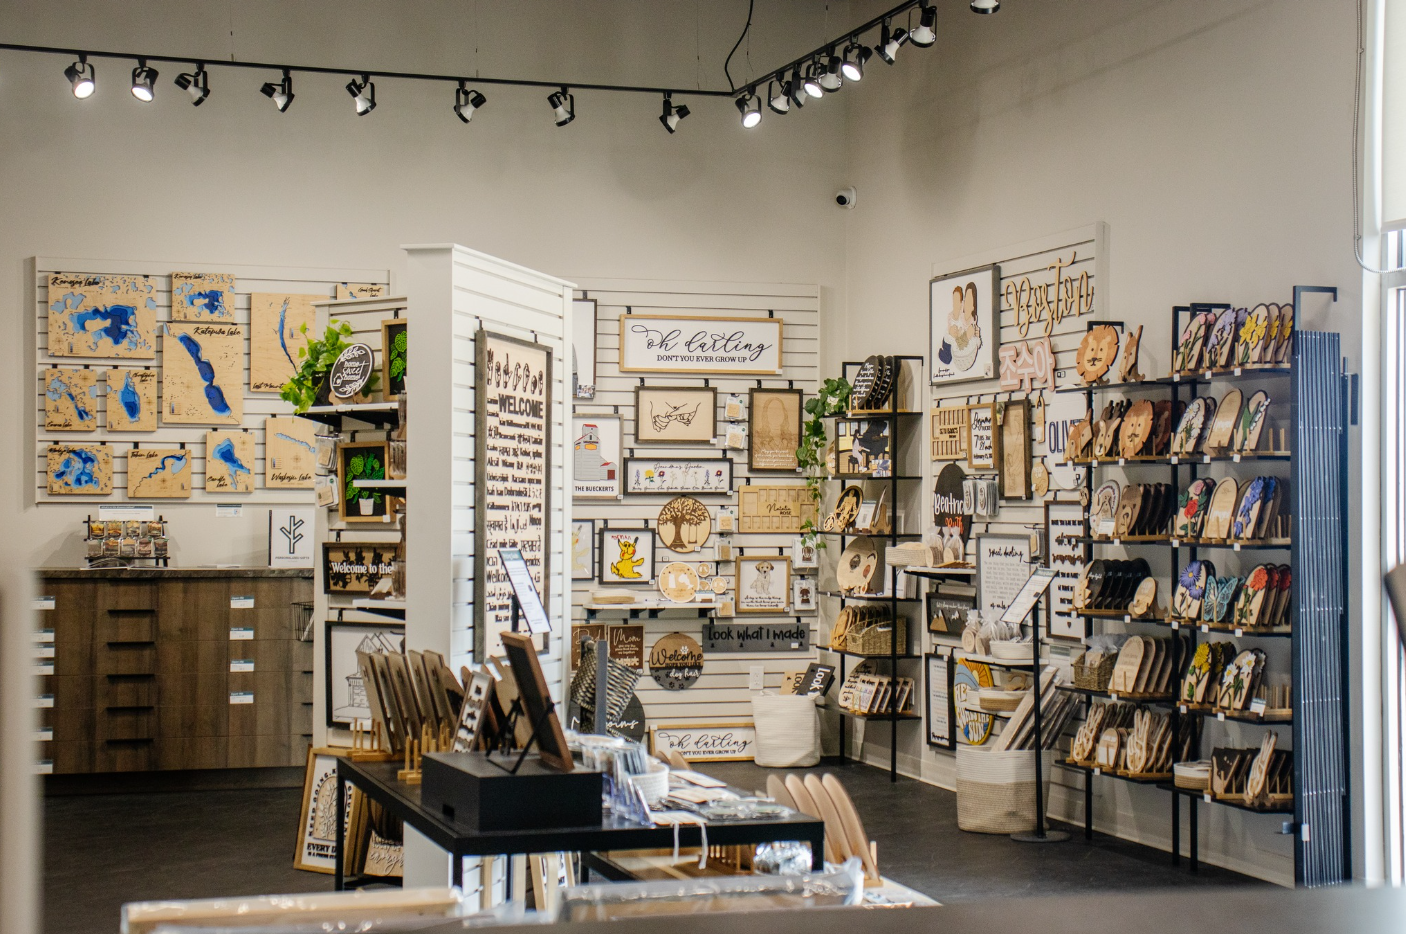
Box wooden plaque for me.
[47,274,156,359]
[42,367,99,431]
[249,294,319,392]
[105,368,157,431]
[46,444,113,495]
[931,406,968,461]
[265,416,317,488]
[162,322,244,424]
[128,447,193,498]
[738,484,818,533]
[205,430,255,493]
[170,272,236,321]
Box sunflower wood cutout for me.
[657,496,711,553]
[1076,325,1120,385]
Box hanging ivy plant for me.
[795,376,852,549]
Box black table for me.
[335,758,826,890]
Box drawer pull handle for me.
[104,738,154,745]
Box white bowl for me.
[989,640,1035,661]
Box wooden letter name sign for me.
[738,485,818,534]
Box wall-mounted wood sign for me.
[336,283,386,299]
[931,406,968,461]
[634,386,717,445]
[998,399,1032,500]
[475,330,552,659]
[265,416,317,489]
[998,336,1055,393]
[622,457,733,495]
[702,622,809,653]
[327,343,376,401]
[46,443,112,495]
[163,323,244,424]
[171,272,236,322]
[967,403,996,470]
[619,314,783,375]
[748,388,802,471]
[47,274,157,359]
[105,368,157,431]
[128,448,192,499]
[249,293,318,392]
[42,367,99,431]
[322,541,403,594]
[738,484,818,534]
[649,723,756,761]
[205,430,255,493]
[1005,252,1095,338]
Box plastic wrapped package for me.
[555,857,864,921]
[123,887,468,934]
[753,841,814,875]
[147,903,550,934]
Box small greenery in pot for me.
[796,376,852,549]
[279,321,382,414]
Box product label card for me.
[33,629,54,642]
[35,695,54,709]
[229,691,255,705]
[230,595,255,609]
[32,597,55,611]
[229,627,254,641]
[230,659,255,673]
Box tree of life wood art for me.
[46,444,113,495]
[170,272,236,321]
[738,485,818,533]
[264,416,317,488]
[205,430,256,493]
[162,323,244,424]
[43,368,99,431]
[128,448,193,498]
[47,274,157,359]
[656,496,711,554]
[250,294,319,392]
[105,368,157,431]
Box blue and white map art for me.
[47,274,157,359]
[46,443,113,495]
[127,447,192,498]
[42,368,99,431]
[249,293,318,392]
[205,430,255,493]
[104,368,158,431]
[170,272,236,321]
[162,323,244,424]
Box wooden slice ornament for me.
[1129,577,1158,618]
[1202,389,1241,451]
[1110,636,1145,693]
[836,537,880,593]
[657,496,711,554]
[1117,325,1145,383]
[1201,477,1239,540]
[1118,400,1155,458]
[658,562,700,603]
[823,485,864,532]
[1206,309,1240,368]
[1077,325,1120,385]
[1235,391,1271,452]
[1031,460,1050,497]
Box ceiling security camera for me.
[835,187,857,209]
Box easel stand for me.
[485,695,561,776]
[1011,592,1069,844]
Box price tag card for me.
[35,728,53,742]
[35,663,54,676]
[230,659,255,673]
[34,646,55,659]
[229,627,254,641]
[32,597,55,611]
[229,691,255,705]
[1249,697,1268,715]
[230,595,255,609]
[33,629,54,642]
[36,761,54,775]
[35,695,54,709]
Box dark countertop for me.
[36,567,314,579]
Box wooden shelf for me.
[1057,684,1175,704]
[901,566,976,579]
[1159,784,1294,815]
[351,599,405,620]
[819,647,921,660]
[302,402,399,428]
[353,479,408,490]
[1073,452,1292,467]
[836,709,921,721]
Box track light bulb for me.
[767,79,790,115]
[911,4,938,46]
[841,42,871,82]
[801,62,824,99]
[876,22,909,65]
[820,52,843,91]
[454,83,486,123]
[736,92,761,129]
[548,88,574,126]
[970,0,1000,11]
[659,95,690,133]
[64,57,95,99]
[260,70,294,112]
[347,74,376,115]
[174,66,210,106]
[130,60,157,102]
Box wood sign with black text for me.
[322,542,403,594]
[619,314,783,375]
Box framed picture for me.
[930,264,999,384]
[501,632,574,772]
[322,541,402,594]
[791,536,819,569]
[381,319,407,400]
[736,555,791,614]
[634,386,717,445]
[623,457,733,495]
[572,298,597,399]
[977,534,1034,623]
[927,587,975,635]
[924,653,953,748]
[571,519,596,580]
[748,388,802,471]
[294,747,355,872]
[599,526,655,584]
[792,576,817,612]
[573,415,622,499]
[967,402,996,470]
[338,440,393,523]
[999,399,1032,500]
[1045,500,1089,639]
[324,621,403,727]
[649,722,757,761]
[620,314,783,375]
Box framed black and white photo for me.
[622,456,733,495]
[572,298,597,399]
[634,386,717,445]
[572,415,622,499]
[620,314,783,375]
[324,621,403,728]
[571,519,596,581]
[930,264,999,385]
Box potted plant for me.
[280,321,382,414]
[796,376,852,550]
[344,449,384,515]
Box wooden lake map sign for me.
[249,293,318,392]
[162,323,244,424]
[475,330,552,658]
[47,274,157,359]
[619,314,783,375]
[265,416,317,488]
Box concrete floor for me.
[43,760,1261,933]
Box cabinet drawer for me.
[158,705,229,739]
[96,708,155,742]
[158,737,227,771]
[158,672,229,708]
[228,733,302,769]
[97,675,158,708]
[158,640,231,675]
[49,740,95,774]
[50,675,95,710]
[99,613,157,644]
[100,582,157,613]
[157,579,230,641]
[95,740,155,772]
[96,644,156,676]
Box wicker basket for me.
[1072,653,1116,691]
[956,746,1053,834]
[846,616,907,656]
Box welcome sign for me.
[619,314,783,375]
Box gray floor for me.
[43,760,1261,933]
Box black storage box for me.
[421,752,603,833]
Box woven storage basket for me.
[1072,653,1116,691]
[846,617,907,656]
[751,692,820,768]
[955,746,1053,834]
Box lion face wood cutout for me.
[1076,325,1120,384]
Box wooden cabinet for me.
[37,570,313,774]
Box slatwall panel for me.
[570,278,820,732]
[32,257,389,505]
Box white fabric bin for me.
[751,692,821,768]
[955,746,1053,834]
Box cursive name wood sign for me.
[619,314,783,375]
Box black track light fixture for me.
[736,90,761,128]
[454,81,486,123]
[970,0,1000,12]
[130,59,157,102]
[787,67,807,109]
[64,55,95,99]
[659,93,690,133]
[548,87,574,126]
[841,41,872,82]
[260,69,294,112]
[801,60,824,99]
[347,74,376,115]
[767,78,790,115]
[910,3,938,47]
[876,20,910,65]
[174,64,210,106]
[819,49,843,92]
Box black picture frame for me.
[747,387,803,472]
[924,652,954,749]
[633,385,717,446]
[324,620,404,728]
[321,540,403,595]
[621,456,734,496]
[571,519,596,581]
[926,589,975,636]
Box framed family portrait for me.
[930,264,999,385]
[634,386,716,445]
[748,388,802,472]
[736,555,791,614]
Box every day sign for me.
[619,314,783,375]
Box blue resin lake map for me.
[47,274,157,359]
[162,322,244,424]
[127,448,192,498]
[170,271,236,321]
[205,430,255,493]
[46,444,113,495]
[104,368,158,431]
[42,367,99,431]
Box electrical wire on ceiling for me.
[724,0,755,93]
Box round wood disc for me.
[1203,389,1241,450]
[658,562,699,603]
[1118,400,1155,458]
[1202,477,1239,540]
[1236,390,1271,452]
[1076,326,1120,384]
[836,536,879,591]
[711,576,729,594]
[648,632,704,690]
[657,496,711,553]
[851,356,881,409]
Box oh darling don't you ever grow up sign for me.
[619,314,783,375]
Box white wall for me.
[838,0,1365,885]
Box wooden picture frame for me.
[622,456,733,495]
[324,621,404,727]
[293,747,354,873]
[649,722,757,761]
[930,264,999,385]
[500,631,574,772]
[381,318,407,400]
[735,555,791,614]
[999,399,1032,500]
[338,440,393,523]
[573,415,622,499]
[634,385,717,445]
[931,406,968,461]
[322,541,403,594]
[925,653,953,748]
[572,298,597,399]
[619,314,783,375]
[599,526,656,584]
[571,519,596,581]
[967,402,996,470]
[747,388,803,472]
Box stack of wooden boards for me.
[987,667,1076,752]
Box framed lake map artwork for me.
[162,323,244,424]
[47,274,156,359]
